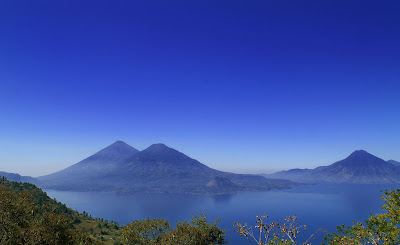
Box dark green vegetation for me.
[37,141,296,194]
[0,177,226,244]
[234,188,400,244]
[0,177,120,244]
[122,214,226,245]
[265,150,400,184]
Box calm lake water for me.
[45,183,399,244]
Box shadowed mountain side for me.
[0,171,39,185]
[264,150,400,184]
[39,143,296,194]
[90,144,297,193]
[207,176,237,188]
[206,177,238,193]
[120,143,215,175]
[388,160,400,167]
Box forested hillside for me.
[0,177,121,244]
[0,177,226,244]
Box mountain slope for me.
[38,141,139,190]
[388,160,400,167]
[39,143,296,193]
[313,150,400,183]
[265,150,400,184]
[98,143,296,193]
[121,143,214,175]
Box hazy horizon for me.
[1,1,399,177]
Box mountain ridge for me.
[6,144,398,192]
[37,141,140,190]
[265,150,400,184]
[38,141,296,194]
[0,171,39,185]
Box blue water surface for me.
[45,183,398,244]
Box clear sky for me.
[1,0,399,177]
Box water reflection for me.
[210,193,234,205]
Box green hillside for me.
[0,177,122,244]
[0,177,226,245]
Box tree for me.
[0,183,101,245]
[122,218,170,245]
[122,213,226,245]
[161,213,227,245]
[323,188,400,245]
[234,215,324,245]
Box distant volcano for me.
[37,141,139,190]
[265,150,400,184]
[38,141,295,194]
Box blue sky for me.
[1,1,399,177]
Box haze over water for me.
[45,183,394,244]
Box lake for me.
[44,183,399,244]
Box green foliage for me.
[323,188,400,245]
[0,178,227,245]
[0,184,101,244]
[122,213,226,245]
[0,178,110,244]
[122,218,170,244]
[0,177,73,218]
[161,213,227,245]
[1,178,235,245]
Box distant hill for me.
[264,168,312,182]
[206,177,238,193]
[39,142,296,194]
[207,176,237,188]
[265,150,400,184]
[0,171,39,185]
